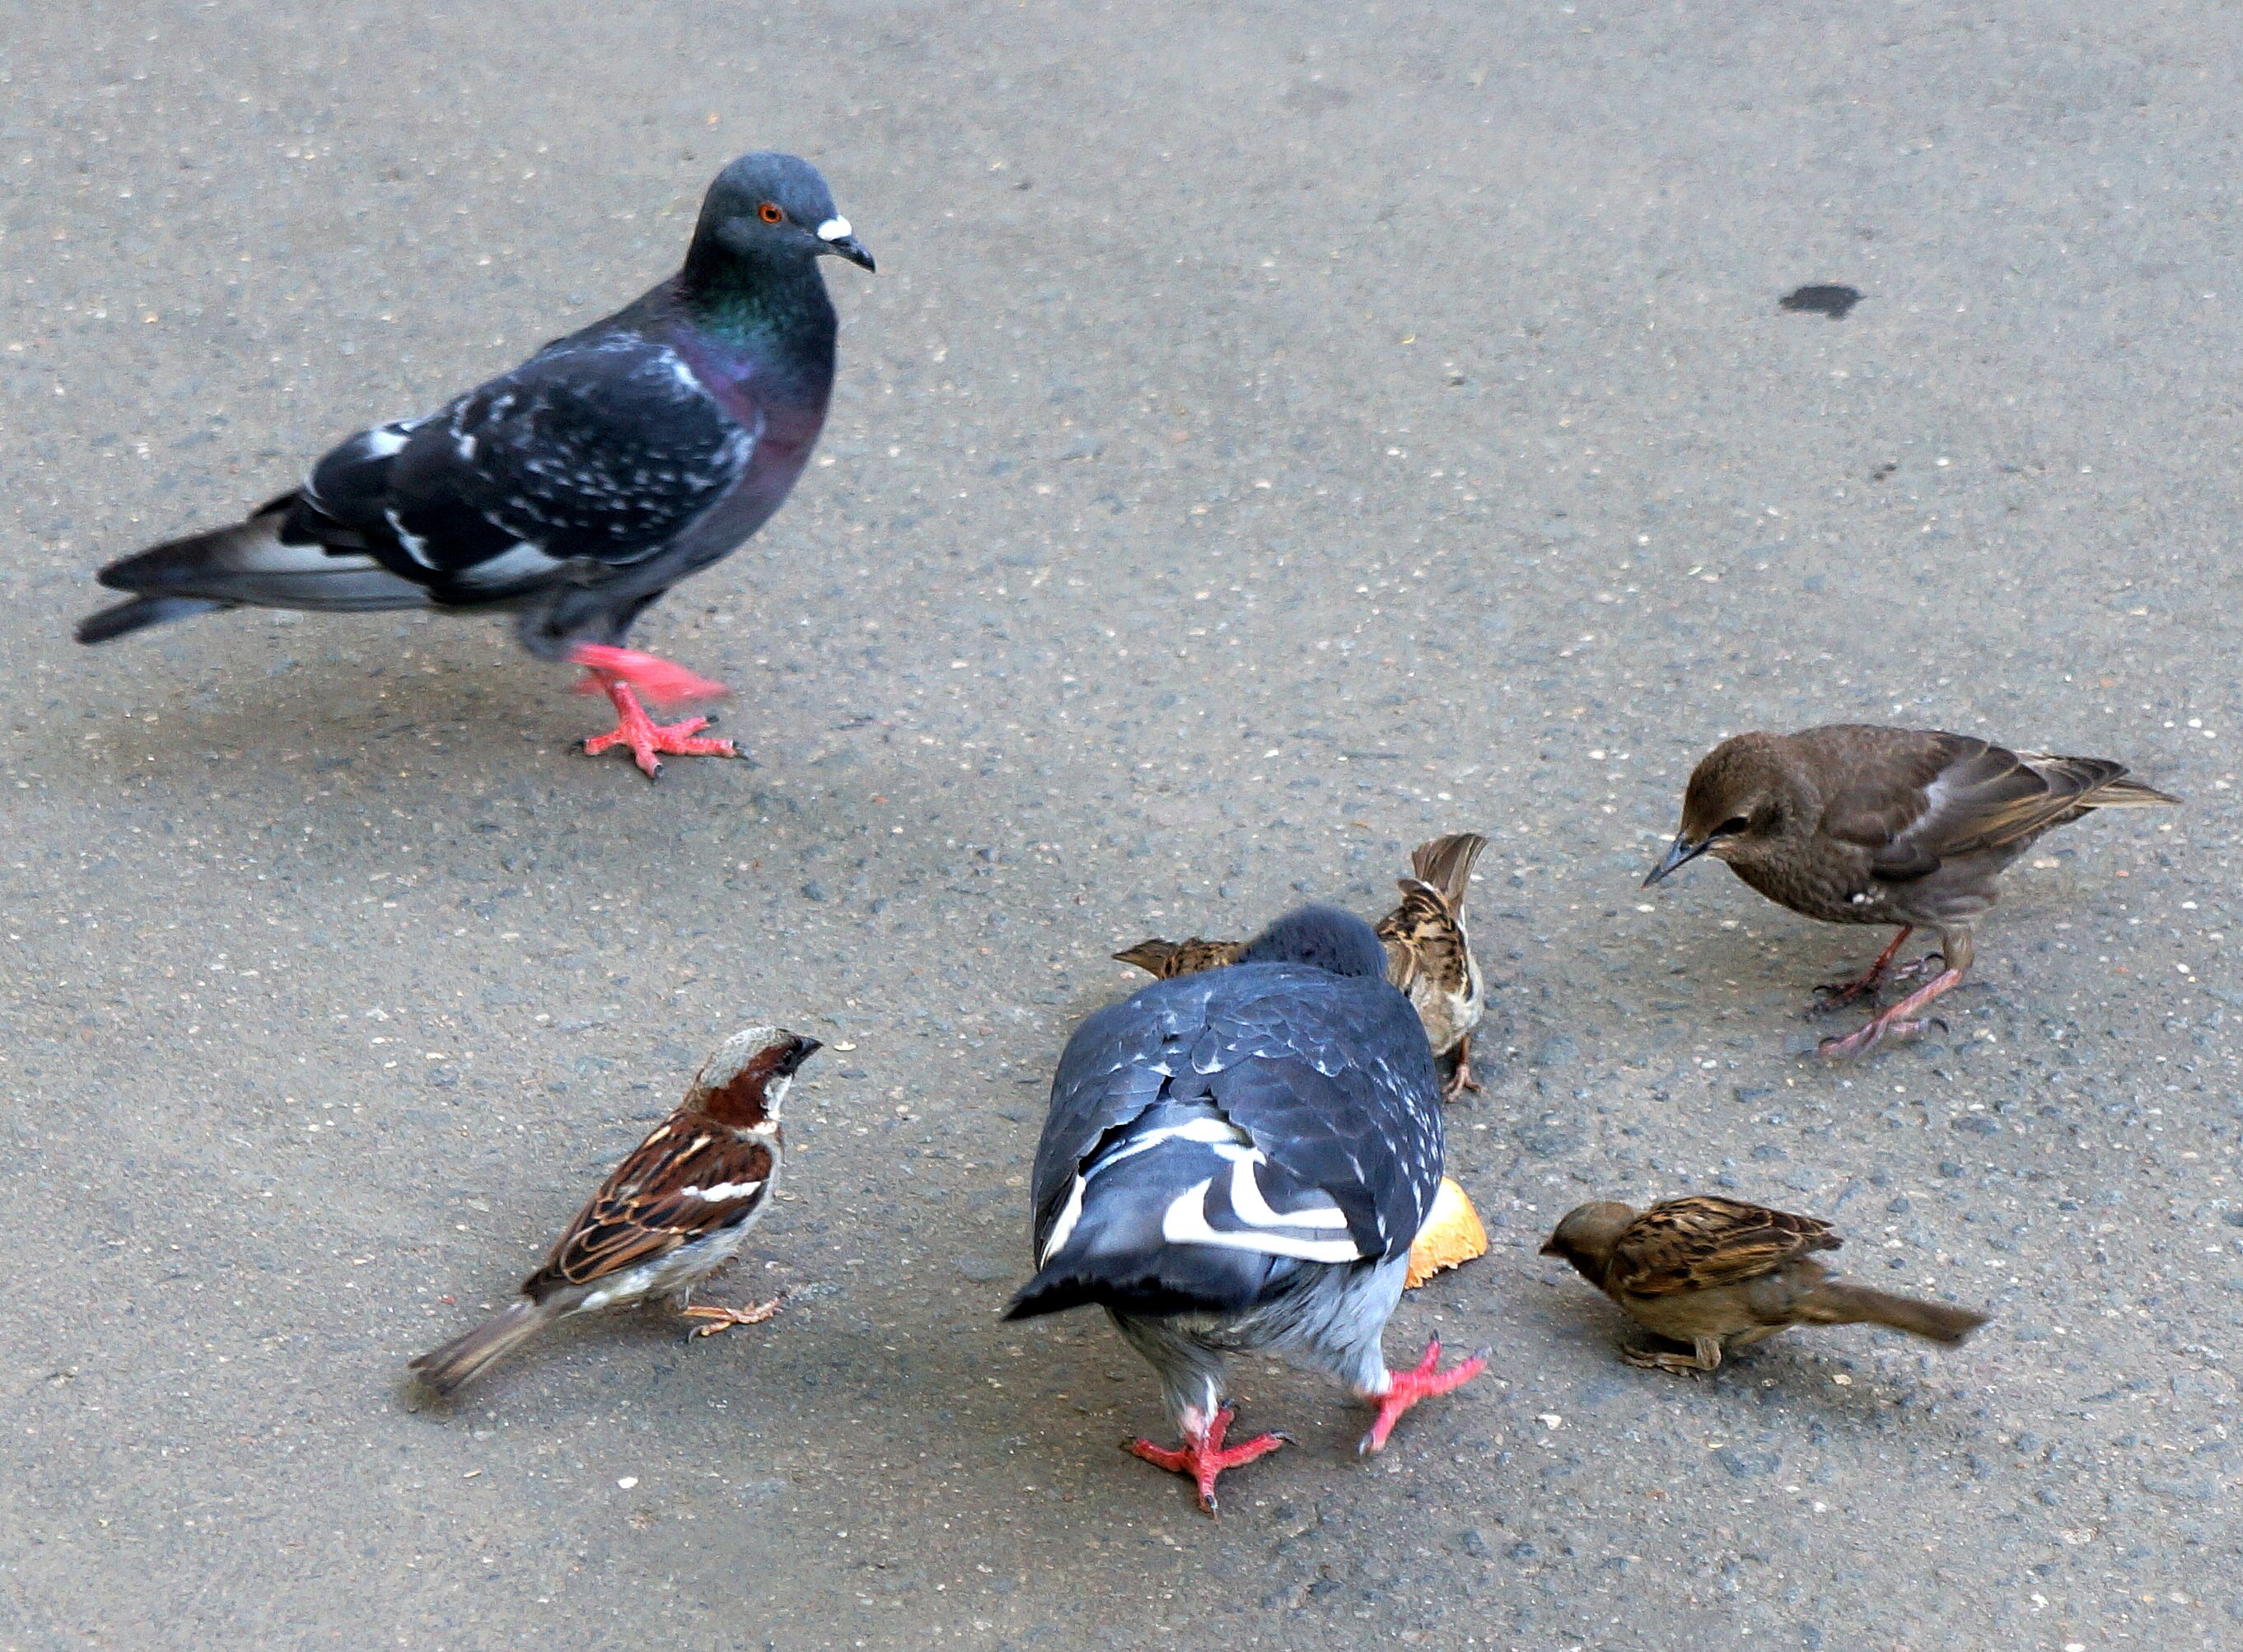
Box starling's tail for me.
[1407,833,1488,912]
[1796,1281,1987,1344]
[80,498,430,643]
[407,1301,550,1397]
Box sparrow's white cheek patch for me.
[816,217,853,242]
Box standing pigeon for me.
[77,152,873,778]
[1643,726,2178,1054]
[1007,905,1486,1514]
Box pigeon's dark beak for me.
[1642,832,1712,889]
[815,217,875,272]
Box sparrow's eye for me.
[1717,815,1750,836]
[757,201,784,225]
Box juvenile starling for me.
[1643,726,2178,1055]
[1114,832,1490,1097]
[1540,1195,1988,1374]
[408,1028,818,1397]
[1010,905,1484,1514]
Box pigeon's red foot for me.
[1358,1337,1488,1455]
[577,674,738,779]
[1816,966,1965,1058]
[1810,926,1915,1014]
[1125,1404,1289,1516]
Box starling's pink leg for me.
[568,646,736,779]
[1811,926,1914,1013]
[1124,1405,1289,1516]
[1816,967,1966,1058]
[1358,1337,1488,1454]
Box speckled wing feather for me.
[1809,728,2172,882]
[522,1118,775,1298]
[1606,1196,1839,1296]
[1030,964,1444,1267]
[1112,937,1247,979]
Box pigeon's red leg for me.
[568,642,731,705]
[1125,1405,1288,1516]
[1810,926,1912,1013]
[1357,1337,1488,1455]
[1816,966,1965,1058]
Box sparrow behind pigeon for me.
[79,152,874,779]
[409,1027,817,1397]
[1010,905,1485,1514]
[1541,1195,1988,1375]
[1113,832,1489,1099]
[1643,726,2177,1055]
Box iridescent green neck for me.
[680,245,834,352]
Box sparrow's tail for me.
[1796,1281,1987,1345]
[78,497,430,644]
[408,1300,550,1397]
[1408,833,1489,912]
[2079,772,2184,810]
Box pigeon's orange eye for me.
[757,201,783,225]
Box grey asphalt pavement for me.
[4,3,2240,1649]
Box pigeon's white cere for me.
[816,217,853,242]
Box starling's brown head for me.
[684,1026,821,1127]
[1643,733,1813,887]
[1540,1202,1639,1283]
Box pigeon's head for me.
[684,1025,822,1127]
[696,152,875,272]
[1643,731,1813,889]
[1236,903,1389,978]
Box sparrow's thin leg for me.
[1810,926,1913,1014]
[576,670,738,779]
[1816,966,1965,1058]
[1357,1337,1489,1454]
[1124,1405,1289,1517]
[1623,1335,1724,1375]
[680,1294,785,1338]
[1442,1033,1483,1101]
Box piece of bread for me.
[1405,1177,1489,1289]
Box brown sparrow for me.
[409,1026,817,1396]
[1541,1194,1988,1374]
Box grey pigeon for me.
[78,152,873,778]
[1005,904,1487,1514]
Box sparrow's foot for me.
[1358,1337,1489,1454]
[1621,1336,1723,1376]
[1809,926,1915,1015]
[1440,1036,1484,1102]
[680,1294,785,1338]
[578,674,738,779]
[1817,967,1965,1058]
[1124,1405,1288,1516]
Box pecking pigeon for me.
[78,152,873,778]
[1006,904,1487,1514]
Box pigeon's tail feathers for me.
[1796,1281,1988,1345]
[1409,833,1488,912]
[75,595,231,644]
[89,504,433,619]
[1004,1100,1364,1322]
[407,1300,549,1398]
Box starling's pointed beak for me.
[1642,832,1712,889]
[816,217,875,272]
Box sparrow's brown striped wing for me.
[521,1115,775,1297]
[1607,1196,1839,1296]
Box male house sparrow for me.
[1541,1195,1987,1374]
[1010,905,1485,1514]
[1643,726,2177,1055]
[409,1027,817,1396]
[79,154,873,778]
[1114,832,1489,1098]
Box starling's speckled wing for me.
[1019,962,1443,1313]
[1606,1196,1839,1297]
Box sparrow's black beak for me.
[782,1035,823,1074]
[815,217,875,272]
[1642,832,1713,889]
[1537,1237,1563,1257]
